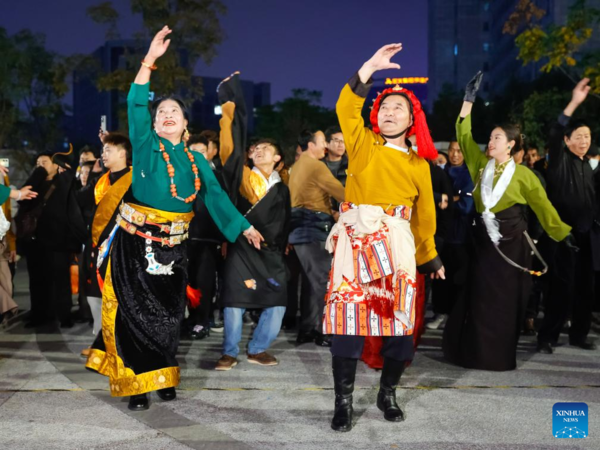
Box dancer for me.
[215,73,291,370]
[325,44,444,432]
[84,26,262,411]
[442,71,572,371]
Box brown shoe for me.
[247,351,278,366]
[215,355,238,371]
[80,348,91,357]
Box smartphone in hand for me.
[100,115,107,134]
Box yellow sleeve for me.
[219,102,257,204]
[2,201,15,252]
[336,74,377,169]
[411,162,440,270]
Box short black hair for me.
[564,119,592,139]
[188,134,209,148]
[254,138,281,156]
[325,126,342,142]
[199,130,219,152]
[298,129,318,152]
[103,132,132,162]
[151,95,190,123]
[79,146,96,157]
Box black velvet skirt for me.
[86,221,188,396]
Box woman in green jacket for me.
[443,72,572,371]
[85,26,263,411]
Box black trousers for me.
[294,241,331,333]
[330,335,414,362]
[538,230,595,344]
[24,240,72,323]
[284,247,310,322]
[187,240,222,327]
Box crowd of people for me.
[2,29,598,432]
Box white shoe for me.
[426,314,447,330]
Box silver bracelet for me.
[16,190,21,201]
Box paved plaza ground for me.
[1,267,599,449]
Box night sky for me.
[1,0,428,107]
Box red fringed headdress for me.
[370,85,438,161]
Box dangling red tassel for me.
[186,285,202,309]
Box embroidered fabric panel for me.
[87,262,180,397]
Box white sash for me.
[480,158,516,244]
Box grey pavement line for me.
[32,329,253,450]
[3,384,600,393]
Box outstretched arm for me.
[128,26,172,154]
[456,71,487,182]
[134,26,171,86]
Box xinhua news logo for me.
[553,402,588,438]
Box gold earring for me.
[183,128,190,142]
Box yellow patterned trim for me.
[95,260,180,397]
[85,348,111,376]
[125,203,194,224]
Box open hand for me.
[365,43,403,71]
[243,226,264,250]
[146,26,172,63]
[571,78,591,106]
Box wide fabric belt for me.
[339,201,412,221]
[117,203,193,247]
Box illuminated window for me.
[454,44,458,56]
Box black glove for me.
[563,233,580,253]
[464,71,484,103]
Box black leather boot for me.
[128,393,149,411]
[157,387,177,401]
[377,357,405,422]
[331,356,357,432]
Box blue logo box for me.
[553,402,588,438]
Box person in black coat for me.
[17,152,86,328]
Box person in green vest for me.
[84,26,263,411]
[0,165,37,204]
[442,71,574,372]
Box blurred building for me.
[428,0,600,110]
[72,40,270,146]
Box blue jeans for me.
[223,306,286,358]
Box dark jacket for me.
[429,162,454,247]
[546,113,596,233]
[288,207,335,245]
[445,163,475,245]
[17,167,86,253]
[322,154,348,213]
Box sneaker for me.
[426,314,446,330]
[210,320,224,333]
[242,311,256,326]
[190,325,210,340]
[247,351,278,366]
[215,355,238,371]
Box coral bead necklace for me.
[159,140,201,203]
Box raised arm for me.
[337,44,402,161]
[128,26,173,152]
[456,71,488,182]
[548,78,591,168]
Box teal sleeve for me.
[456,114,488,183]
[522,170,571,242]
[196,154,251,242]
[127,83,153,153]
[0,185,10,206]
